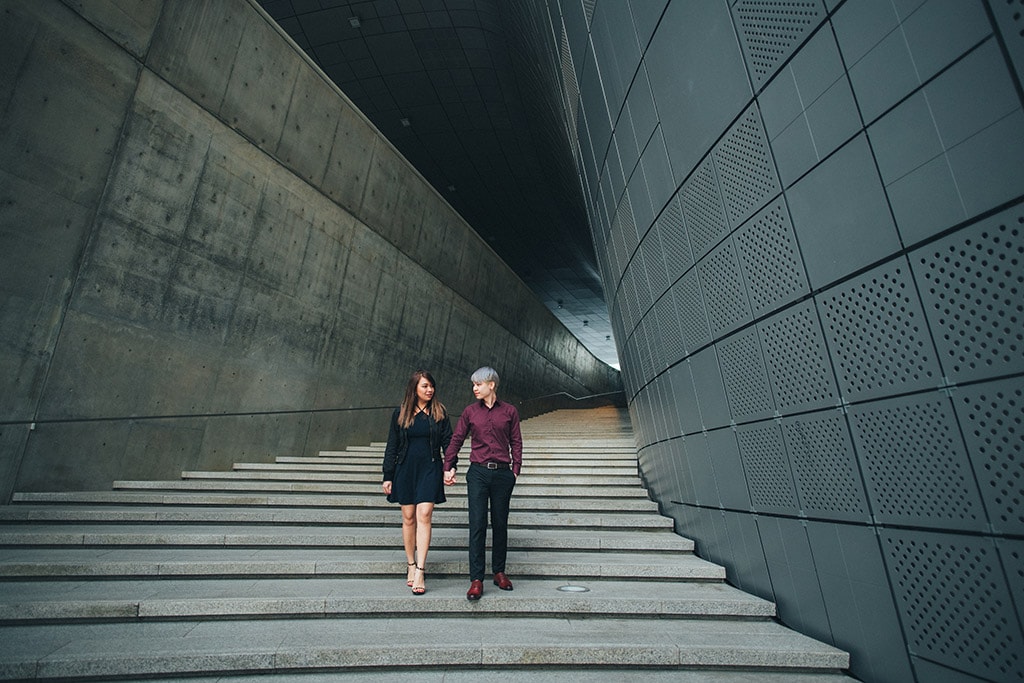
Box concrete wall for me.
[530,0,1024,682]
[0,0,620,500]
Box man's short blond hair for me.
[471,367,499,386]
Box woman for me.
[382,370,452,594]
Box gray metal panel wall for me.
[547,0,1024,681]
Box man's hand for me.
[382,481,392,495]
[444,469,456,486]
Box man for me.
[443,366,522,600]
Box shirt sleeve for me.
[444,410,470,471]
[509,406,523,476]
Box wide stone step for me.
[0,616,849,680]
[150,674,856,683]
[248,458,634,475]
[0,505,675,529]
[0,524,693,552]
[0,408,854,681]
[330,446,638,457]
[0,548,725,580]
[68,489,655,516]
[179,471,638,485]
[0,577,773,622]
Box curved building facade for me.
[522,2,1022,682]
[1,1,1021,681]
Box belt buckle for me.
[486,462,498,469]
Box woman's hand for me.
[382,481,392,495]
[443,470,456,486]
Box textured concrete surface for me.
[0,0,619,501]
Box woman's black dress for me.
[388,411,446,505]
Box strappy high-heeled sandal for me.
[411,565,426,595]
[406,561,416,587]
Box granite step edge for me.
[0,557,726,580]
[0,618,850,681]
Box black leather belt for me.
[481,462,510,470]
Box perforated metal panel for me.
[613,283,629,335]
[718,327,775,421]
[658,376,683,440]
[616,189,639,258]
[882,530,1023,683]
[990,0,1024,81]
[713,103,781,228]
[682,156,728,259]
[734,199,808,315]
[582,0,596,28]
[621,336,637,394]
[732,0,825,89]
[670,269,712,353]
[619,269,638,333]
[782,410,869,520]
[640,321,656,382]
[818,259,942,402]
[737,421,800,513]
[954,378,1023,535]
[644,315,666,377]
[1002,540,1024,645]
[631,319,649,383]
[632,250,654,319]
[613,190,636,264]
[655,194,694,282]
[640,229,670,301]
[603,233,622,281]
[650,377,668,441]
[758,300,838,413]
[558,22,580,144]
[698,241,753,338]
[631,321,651,383]
[912,208,1024,382]
[849,392,988,531]
[654,294,686,367]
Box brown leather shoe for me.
[466,579,483,600]
[492,572,513,591]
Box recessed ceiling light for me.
[348,16,361,28]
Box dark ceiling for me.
[256,0,618,367]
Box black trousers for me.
[466,464,516,581]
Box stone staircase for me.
[0,407,855,681]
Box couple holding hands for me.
[381,367,521,600]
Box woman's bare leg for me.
[401,504,416,585]
[412,502,434,592]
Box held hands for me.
[443,469,456,486]
[382,481,392,495]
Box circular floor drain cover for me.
[557,585,590,592]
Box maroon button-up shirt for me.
[443,399,523,476]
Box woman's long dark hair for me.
[397,370,446,428]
